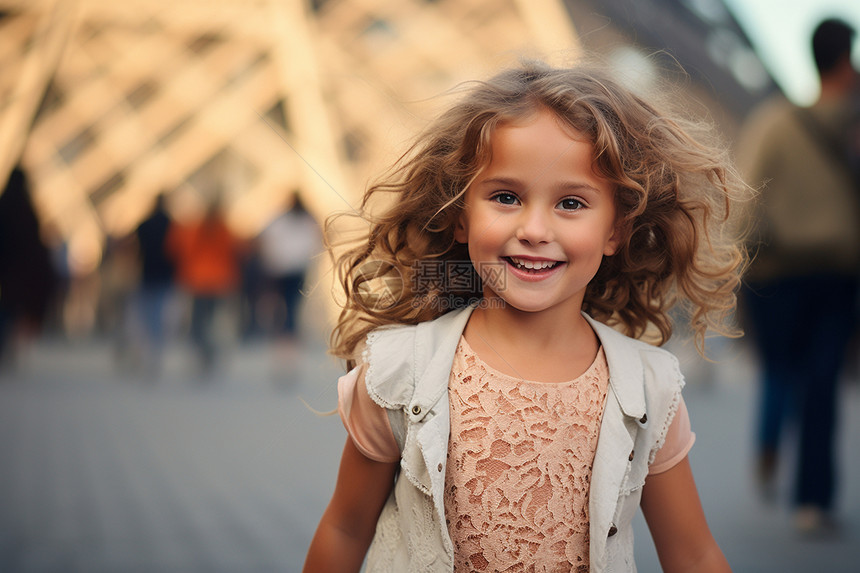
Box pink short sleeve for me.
[337,365,400,463]
[648,396,696,475]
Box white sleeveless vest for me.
[361,305,685,572]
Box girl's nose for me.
[515,207,553,244]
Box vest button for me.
[639,414,648,424]
[628,450,635,462]
[437,463,443,472]
[608,524,618,537]
[411,405,422,416]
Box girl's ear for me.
[603,222,623,256]
[454,213,469,244]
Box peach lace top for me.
[444,337,609,571]
[337,337,695,571]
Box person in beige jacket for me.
[737,18,860,534]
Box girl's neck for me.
[462,300,600,383]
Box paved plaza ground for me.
[0,329,858,572]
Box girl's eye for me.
[492,192,519,206]
[558,198,584,211]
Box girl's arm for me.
[303,437,398,573]
[640,456,732,573]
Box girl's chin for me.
[476,294,557,315]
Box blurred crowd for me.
[0,175,322,380]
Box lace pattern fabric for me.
[444,338,610,572]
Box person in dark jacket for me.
[0,166,57,369]
[132,193,175,375]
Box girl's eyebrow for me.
[478,176,601,194]
[476,176,524,189]
[556,181,602,194]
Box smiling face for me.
[454,108,620,317]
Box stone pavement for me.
[0,332,858,572]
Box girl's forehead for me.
[492,108,592,146]
[480,113,595,169]
[469,111,609,191]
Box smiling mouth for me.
[504,256,562,271]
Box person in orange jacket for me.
[167,202,244,372]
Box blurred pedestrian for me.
[0,166,57,370]
[737,18,860,533]
[237,237,265,342]
[257,193,321,344]
[167,201,243,374]
[132,193,175,375]
[98,233,139,367]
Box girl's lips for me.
[502,256,565,282]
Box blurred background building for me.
[0,0,778,340]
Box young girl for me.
[304,61,745,572]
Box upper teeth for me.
[509,257,557,270]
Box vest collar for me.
[584,315,648,420]
[379,303,648,422]
[409,304,476,421]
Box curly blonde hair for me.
[328,60,750,366]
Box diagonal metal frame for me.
[0,0,579,273]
